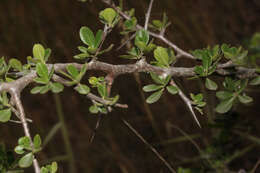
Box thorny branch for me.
[144,0,154,30]
[10,90,41,173]
[170,80,201,127]
[99,0,196,60]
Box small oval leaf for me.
[215,97,234,114]
[33,44,45,61]
[99,8,117,26]
[166,85,178,95]
[205,78,218,90]
[18,152,34,168]
[74,84,90,95]
[0,108,11,122]
[238,95,253,104]
[146,89,163,104]
[143,84,163,92]
[80,26,96,47]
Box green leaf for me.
[78,46,88,53]
[33,134,41,150]
[18,136,31,149]
[76,64,87,82]
[135,29,149,47]
[40,167,48,173]
[74,84,90,95]
[250,76,260,85]
[124,17,137,30]
[143,84,163,92]
[145,42,156,53]
[51,162,58,173]
[87,47,97,54]
[36,63,49,82]
[9,58,22,71]
[89,105,99,114]
[33,44,45,61]
[50,83,64,93]
[205,78,218,90]
[99,8,117,26]
[80,26,96,47]
[66,65,79,79]
[14,146,24,155]
[238,95,253,104]
[0,108,11,122]
[154,46,169,67]
[74,53,90,60]
[1,92,9,106]
[152,20,163,29]
[120,55,138,59]
[34,77,49,84]
[150,73,165,85]
[202,54,211,72]
[216,91,233,100]
[95,29,103,48]
[97,44,114,55]
[192,49,204,60]
[39,85,51,94]
[99,107,108,114]
[146,89,163,104]
[190,93,205,107]
[89,76,99,86]
[197,101,206,107]
[44,48,51,62]
[18,152,34,168]
[135,41,146,51]
[215,97,234,114]
[97,84,107,98]
[166,85,178,95]
[48,65,55,80]
[109,95,120,105]
[31,86,47,94]
[194,66,204,76]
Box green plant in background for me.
[0,143,17,173]
[0,0,259,173]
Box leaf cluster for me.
[215,78,252,113]
[143,73,178,104]
[14,135,42,168]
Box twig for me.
[89,115,102,143]
[250,159,260,173]
[51,74,128,109]
[99,0,195,60]
[169,123,201,153]
[144,0,154,30]
[116,33,136,51]
[87,93,128,109]
[89,74,115,143]
[11,91,41,173]
[9,120,23,124]
[122,118,176,173]
[10,106,33,123]
[95,24,110,56]
[170,80,201,127]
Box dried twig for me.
[122,118,176,173]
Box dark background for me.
[0,0,260,172]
